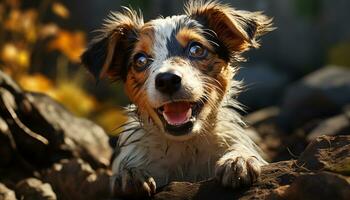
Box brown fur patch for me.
[124,24,162,127]
[176,28,213,50]
[133,24,155,56]
[125,24,155,103]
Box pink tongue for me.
[163,102,191,125]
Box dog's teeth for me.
[190,116,196,122]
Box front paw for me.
[112,168,156,199]
[215,156,262,188]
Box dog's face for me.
[82,1,272,140]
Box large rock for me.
[279,66,350,130]
[24,92,112,168]
[0,70,112,171]
[153,135,350,200]
[43,159,111,200]
[16,178,56,200]
[297,135,350,175]
[153,161,299,200]
[307,113,350,141]
[245,106,280,127]
[274,172,350,200]
[0,183,16,200]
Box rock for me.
[0,183,16,200]
[297,135,350,175]
[236,64,289,110]
[153,135,350,200]
[245,106,280,127]
[43,159,111,200]
[0,70,112,169]
[0,71,21,94]
[25,92,112,168]
[16,178,56,200]
[276,172,350,200]
[0,117,14,166]
[279,66,350,130]
[153,160,299,200]
[307,114,350,141]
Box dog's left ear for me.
[81,8,143,81]
[185,0,274,53]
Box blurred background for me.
[1,0,350,136]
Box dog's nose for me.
[155,72,182,94]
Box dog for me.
[81,0,273,198]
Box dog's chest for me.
[135,131,228,186]
[114,120,237,186]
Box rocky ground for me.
[1,66,350,200]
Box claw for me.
[112,168,156,199]
[215,156,263,189]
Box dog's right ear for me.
[81,8,143,81]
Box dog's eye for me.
[133,53,150,71]
[188,42,207,59]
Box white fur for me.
[146,15,204,109]
[111,89,267,188]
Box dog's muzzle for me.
[154,71,205,136]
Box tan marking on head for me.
[176,28,213,51]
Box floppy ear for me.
[81,8,143,81]
[185,0,274,53]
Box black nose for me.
[155,72,182,94]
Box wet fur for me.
[81,0,273,199]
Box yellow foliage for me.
[18,74,97,117]
[48,30,86,63]
[17,50,30,68]
[18,74,55,94]
[52,2,70,19]
[53,82,97,116]
[4,9,38,42]
[39,23,59,39]
[18,74,60,102]
[1,43,18,62]
[95,108,128,135]
[1,43,30,68]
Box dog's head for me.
[82,0,273,140]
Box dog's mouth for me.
[156,100,204,136]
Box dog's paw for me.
[112,168,156,199]
[215,156,262,188]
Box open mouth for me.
[156,100,204,136]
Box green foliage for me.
[295,0,321,18]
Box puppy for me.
[82,0,273,198]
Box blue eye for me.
[188,42,207,59]
[133,53,150,71]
